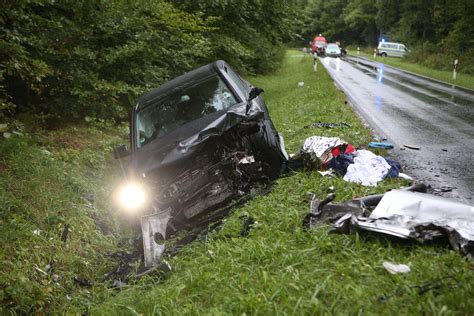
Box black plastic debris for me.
[73,276,93,287]
[239,215,255,237]
[432,186,454,193]
[378,276,460,302]
[304,121,351,129]
[134,261,172,279]
[61,224,70,242]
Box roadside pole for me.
[357,47,360,64]
[313,53,318,72]
[373,48,377,58]
[453,59,458,80]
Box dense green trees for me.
[2,0,472,124]
[1,0,297,125]
[298,0,474,73]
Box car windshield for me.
[136,75,238,148]
[327,44,339,50]
[315,41,326,46]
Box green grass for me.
[2,51,472,314]
[347,49,474,90]
[87,51,473,315]
[0,123,128,314]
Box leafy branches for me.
[2,0,297,125]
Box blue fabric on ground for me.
[327,153,355,175]
[368,142,394,149]
[384,158,401,178]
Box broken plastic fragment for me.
[73,276,93,287]
[383,261,411,274]
[334,190,474,258]
[141,212,172,267]
[398,172,413,180]
[403,144,420,150]
[318,169,336,178]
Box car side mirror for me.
[247,87,264,102]
[113,145,130,159]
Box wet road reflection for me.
[320,56,474,202]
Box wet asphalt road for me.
[320,55,474,203]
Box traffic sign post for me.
[453,59,458,80]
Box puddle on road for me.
[350,60,472,105]
[346,59,474,122]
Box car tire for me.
[381,52,387,57]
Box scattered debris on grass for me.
[239,215,255,237]
[74,276,93,287]
[383,261,411,274]
[298,136,403,186]
[61,223,70,242]
[379,276,460,302]
[305,186,474,259]
[304,121,351,129]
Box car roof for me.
[379,42,404,45]
[137,60,229,111]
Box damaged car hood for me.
[129,101,265,175]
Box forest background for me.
[1,0,473,125]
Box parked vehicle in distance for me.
[311,34,327,56]
[325,43,342,58]
[377,42,407,58]
[113,60,287,266]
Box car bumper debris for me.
[304,186,474,259]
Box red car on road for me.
[311,35,327,56]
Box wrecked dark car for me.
[114,60,288,266]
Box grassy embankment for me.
[347,48,474,90]
[0,123,130,314]
[1,50,473,314]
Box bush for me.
[1,1,297,126]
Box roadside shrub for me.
[1,1,297,127]
[406,42,474,75]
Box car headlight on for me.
[116,182,147,211]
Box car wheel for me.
[381,52,387,57]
